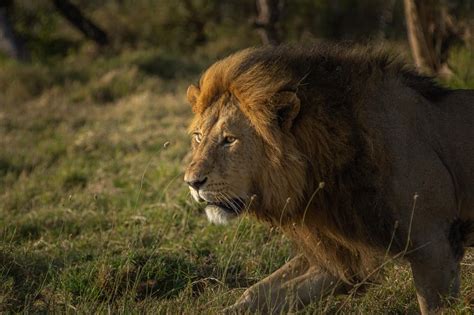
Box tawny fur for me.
[185,44,474,313]
[188,44,453,282]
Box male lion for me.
[183,44,474,314]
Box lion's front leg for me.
[409,241,461,315]
[268,267,349,314]
[224,254,309,313]
[224,255,349,314]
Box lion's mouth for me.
[206,198,246,215]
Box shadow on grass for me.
[0,250,63,312]
[94,250,253,302]
[0,157,34,179]
[0,248,251,311]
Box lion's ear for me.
[187,84,200,112]
[273,91,300,131]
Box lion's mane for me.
[190,44,451,282]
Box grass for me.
[1,46,473,313]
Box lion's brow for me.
[200,93,231,133]
[201,111,220,134]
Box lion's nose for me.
[186,176,208,190]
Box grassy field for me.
[1,46,473,314]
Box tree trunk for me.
[403,0,467,77]
[0,0,29,61]
[52,0,108,46]
[377,0,396,40]
[254,0,281,45]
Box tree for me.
[377,0,396,40]
[52,0,108,46]
[0,0,109,61]
[403,0,469,77]
[0,0,29,60]
[254,0,282,45]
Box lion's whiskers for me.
[220,191,241,213]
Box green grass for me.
[0,47,473,313]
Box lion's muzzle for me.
[184,175,208,190]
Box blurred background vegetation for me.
[0,0,473,313]
[0,0,473,108]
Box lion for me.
[183,44,474,314]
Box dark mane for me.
[399,69,452,102]
[192,43,452,282]
[235,43,451,103]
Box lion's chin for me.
[205,205,238,225]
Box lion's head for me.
[184,49,308,224]
[183,45,410,229]
[184,89,261,224]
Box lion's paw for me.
[222,291,255,314]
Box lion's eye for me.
[223,136,236,145]
[193,133,202,144]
